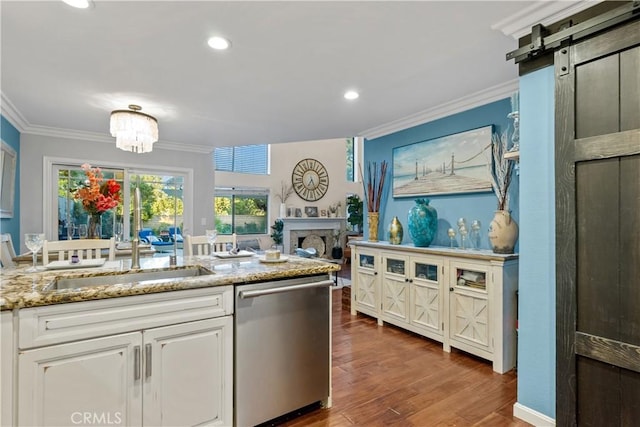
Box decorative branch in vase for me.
[275,181,294,217]
[488,132,518,254]
[358,160,388,242]
[275,181,294,204]
[490,132,513,212]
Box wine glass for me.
[114,222,123,243]
[24,233,45,272]
[470,220,481,250]
[447,228,457,249]
[206,229,218,257]
[66,223,76,241]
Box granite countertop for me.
[0,255,340,311]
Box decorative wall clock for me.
[291,158,329,201]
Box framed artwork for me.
[392,125,494,198]
[0,140,17,218]
[304,206,319,217]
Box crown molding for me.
[491,0,603,40]
[360,79,519,141]
[1,92,213,154]
[1,92,29,131]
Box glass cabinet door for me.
[414,262,438,282]
[358,253,375,269]
[455,268,487,291]
[385,257,405,275]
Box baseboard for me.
[513,402,555,427]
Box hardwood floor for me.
[277,288,532,427]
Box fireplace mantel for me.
[281,217,346,255]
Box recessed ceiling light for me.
[344,90,359,100]
[62,0,91,8]
[208,36,231,50]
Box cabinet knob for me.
[374,272,378,275]
[449,287,454,292]
[405,278,409,282]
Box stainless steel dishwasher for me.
[234,275,333,427]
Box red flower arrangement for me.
[75,163,121,215]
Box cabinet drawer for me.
[19,286,233,349]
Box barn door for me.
[555,18,640,427]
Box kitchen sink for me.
[47,267,214,291]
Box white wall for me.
[215,138,363,228]
[19,134,213,252]
[19,134,362,252]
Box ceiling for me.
[0,1,590,152]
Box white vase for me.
[488,210,519,254]
[279,203,287,218]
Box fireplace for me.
[281,217,346,257]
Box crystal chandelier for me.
[109,105,158,153]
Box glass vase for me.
[87,214,102,239]
[407,199,438,247]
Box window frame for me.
[214,187,269,236]
[43,156,194,241]
[214,144,271,175]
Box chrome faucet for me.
[131,186,142,269]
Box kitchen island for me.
[1,255,339,426]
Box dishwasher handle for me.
[239,279,334,299]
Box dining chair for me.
[1,233,17,268]
[184,233,236,256]
[42,237,116,265]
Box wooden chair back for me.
[184,233,236,256]
[0,233,17,268]
[42,238,116,265]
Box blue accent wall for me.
[517,66,556,418]
[0,115,20,254]
[363,98,517,250]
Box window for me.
[214,144,269,174]
[55,165,124,240]
[214,187,268,235]
[346,137,360,182]
[48,160,191,245]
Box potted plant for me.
[346,194,363,234]
[270,218,284,249]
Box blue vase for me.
[408,199,438,247]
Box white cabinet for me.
[143,317,232,427]
[381,252,410,325]
[448,262,490,354]
[18,332,142,427]
[351,247,380,321]
[379,252,445,342]
[351,242,518,374]
[12,286,233,426]
[408,255,444,343]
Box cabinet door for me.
[143,317,233,427]
[354,250,379,316]
[18,332,142,427]
[381,254,409,324]
[449,264,490,351]
[410,257,443,338]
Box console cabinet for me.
[350,242,518,373]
